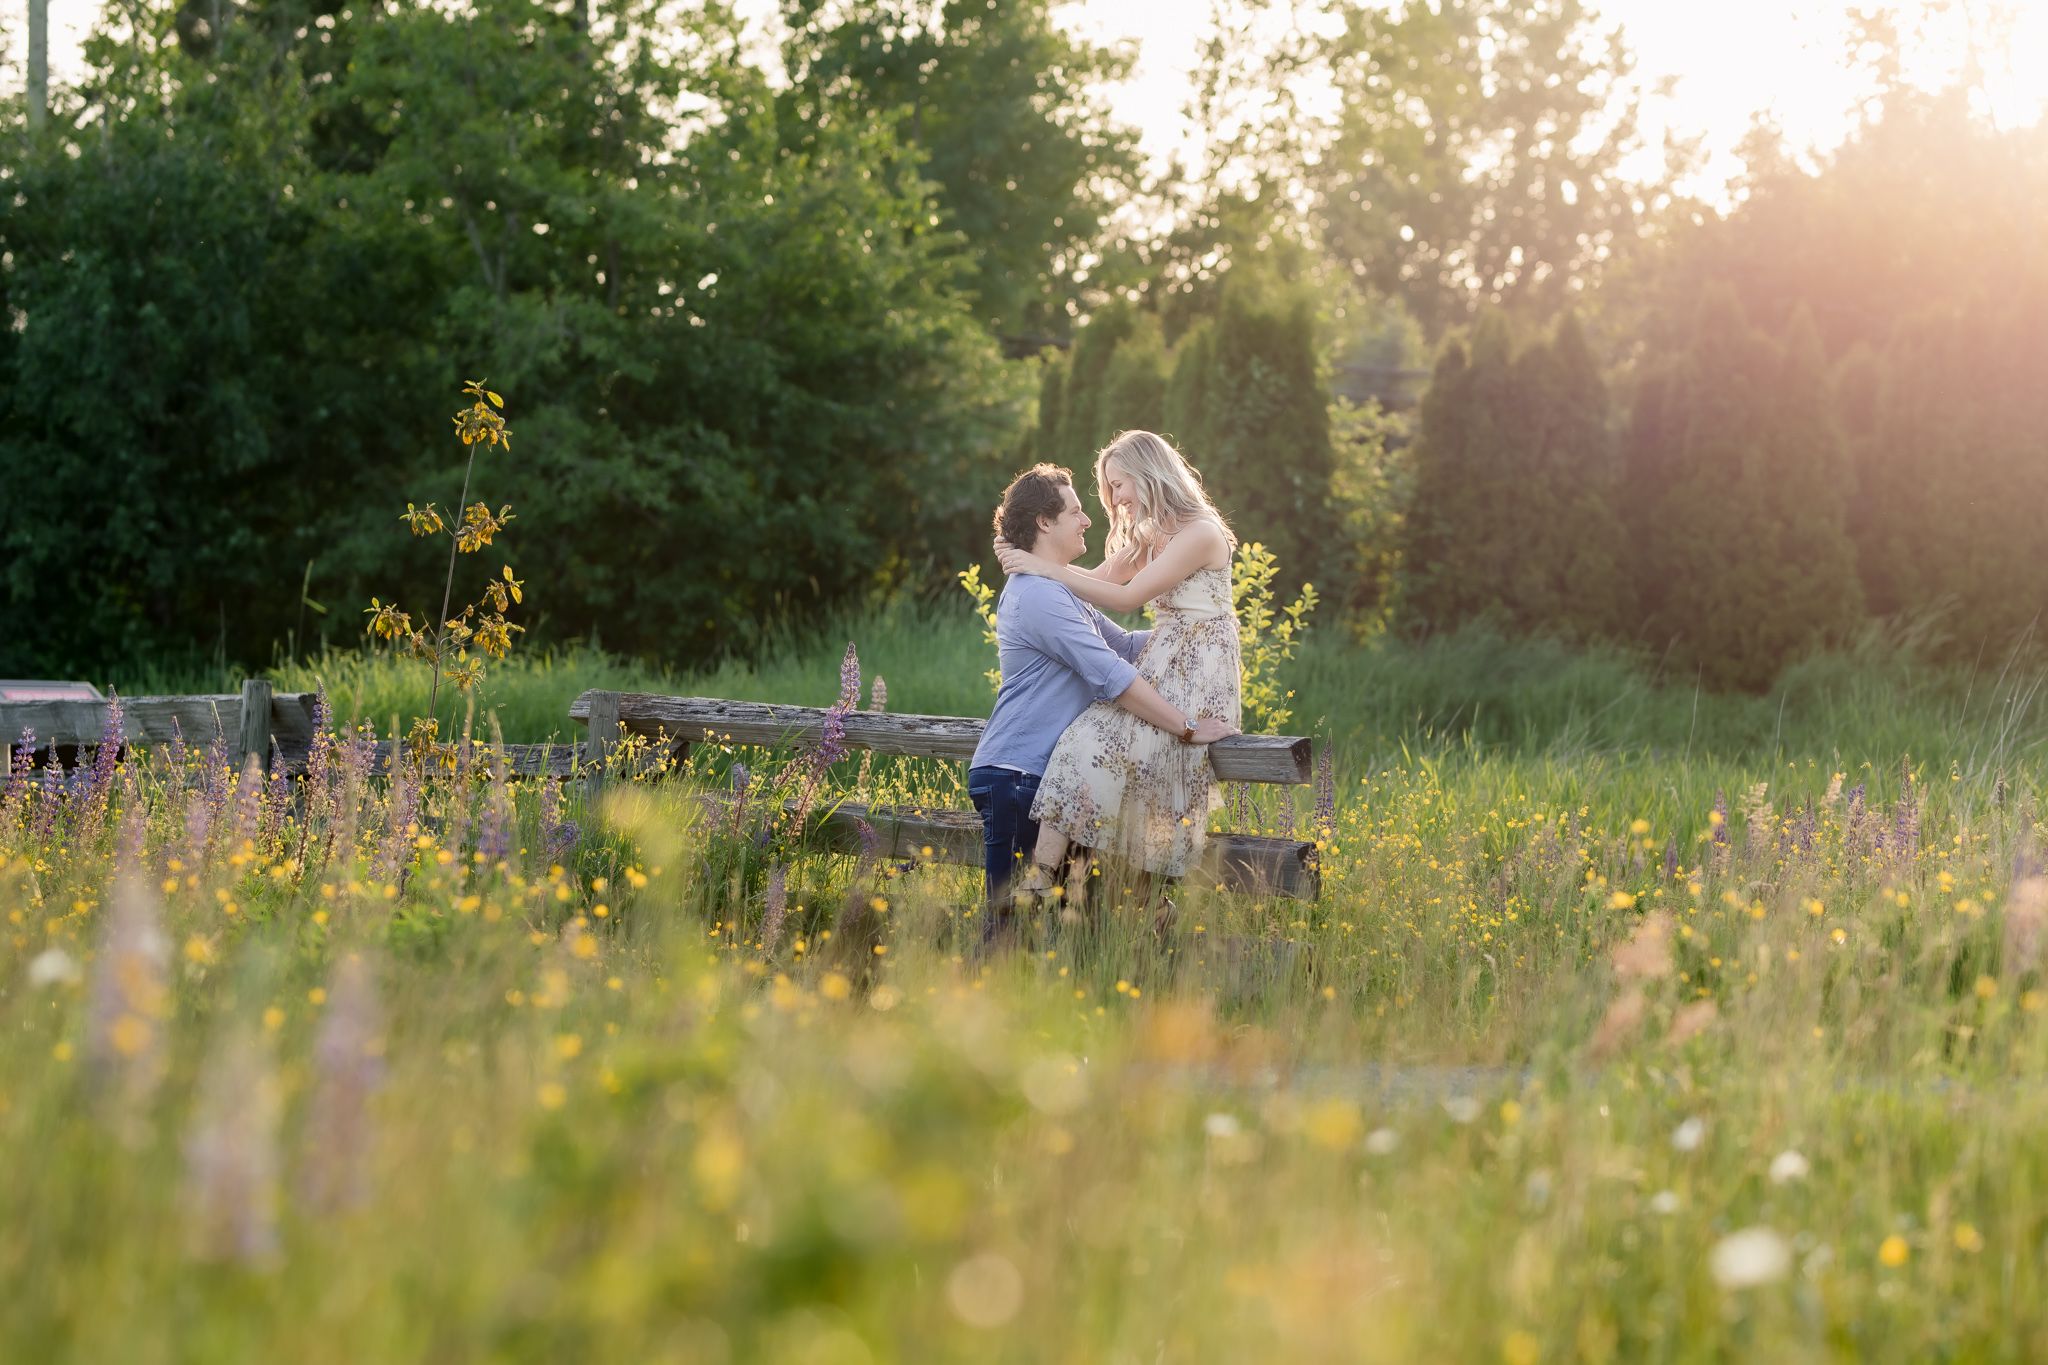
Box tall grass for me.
[100,606,2015,786]
[10,613,2048,1358]
[5,682,2048,1359]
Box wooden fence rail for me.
[576,690,1320,898]
[566,691,1313,785]
[3,684,1320,897]
[0,681,317,774]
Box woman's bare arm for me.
[997,521,1230,614]
[991,534,1149,584]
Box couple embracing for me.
[967,431,1243,937]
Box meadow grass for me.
[7,620,2048,1359]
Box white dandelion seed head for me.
[1711,1227,1792,1288]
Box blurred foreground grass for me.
[10,620,2048,1358]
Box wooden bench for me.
[571,691,1319,899]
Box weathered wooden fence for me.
[569,691,1319,898]
[0,684,1321,897]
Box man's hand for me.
[1190,717,1239,745]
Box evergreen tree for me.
[1035,303,1169,475]
[1163,283,1337,593]
[1397,312,1632,640]
[1848,281,2048,649]
[1626,289,1862,691]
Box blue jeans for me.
[967,766,1041,910]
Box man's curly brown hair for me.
[993,463,1074,553]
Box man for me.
[967,464,1236,929]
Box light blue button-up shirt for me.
[969,574,1150,776]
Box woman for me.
[995,430,1242,903]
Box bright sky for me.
[10,0,2047,206]
[1053,0,2048,204]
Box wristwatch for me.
[1179,714,1198,744]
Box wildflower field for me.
[10,619,2048,1362]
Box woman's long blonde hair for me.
[1094,430,1235,559]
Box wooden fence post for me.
[586,690,622,799]
[238,679,274,775]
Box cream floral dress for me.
[1030,563,1241,876]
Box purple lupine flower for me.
[379,760,424,885]
[1663,839,1678,881]
[232,756,265,859]
[760,861,789,953]
[183,1027,281,1263]
[166,719,189,800]
[32,748,66,843]
[67,694,126,856]
[116,800,148,872]
[1,728,33,830]
[1278,789,1296,838]
[1894,760,1919,861]
[184,790,211,866]
[1711,790,1729,847]
[260,741,291,853]
[202,720,234,836]
[476,782,513,868]
[88,873,171,1110]
[300,954,384,1215]
[88,693,125,805]
[838,642,861,710]
[868,676,887,713]
[538,775,579,864]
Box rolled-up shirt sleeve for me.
[1015,583,1140,702]
[1094,611,1151,665]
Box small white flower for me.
[1443,1096,1483,1124]
[29,948,80,987]
[1649,1189,1681,1215]
[1671,1116,1706,1152]
[1711,1226,1792,1288]
[1364,1127,1400,1155]
[1769,1149,1811,1184]
[1204,1112,1242,1139]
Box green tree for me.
[1163,282,1337,593]
[1844,282,2048,651]
[779,0,1142,349]
[1309,0,1667,335]
[1397,313,1631,640]
[0,0,1025,675]
[1623,290,1862,691]
[1037,303,1168,474]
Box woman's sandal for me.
[1012,863,1059,909]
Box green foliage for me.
[1309,0,1660,334]
[1164,283,1339,594]
[1632,91,2046,361]
[1842,281,2048,653]
[955,564,1003,692]
[779,0,1142,346]
[1325,397,1411,637]
[1624,290,1863,692]
[1398,312,1632,642]
[0,0,1093,676]
[1232,542,1317,735]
